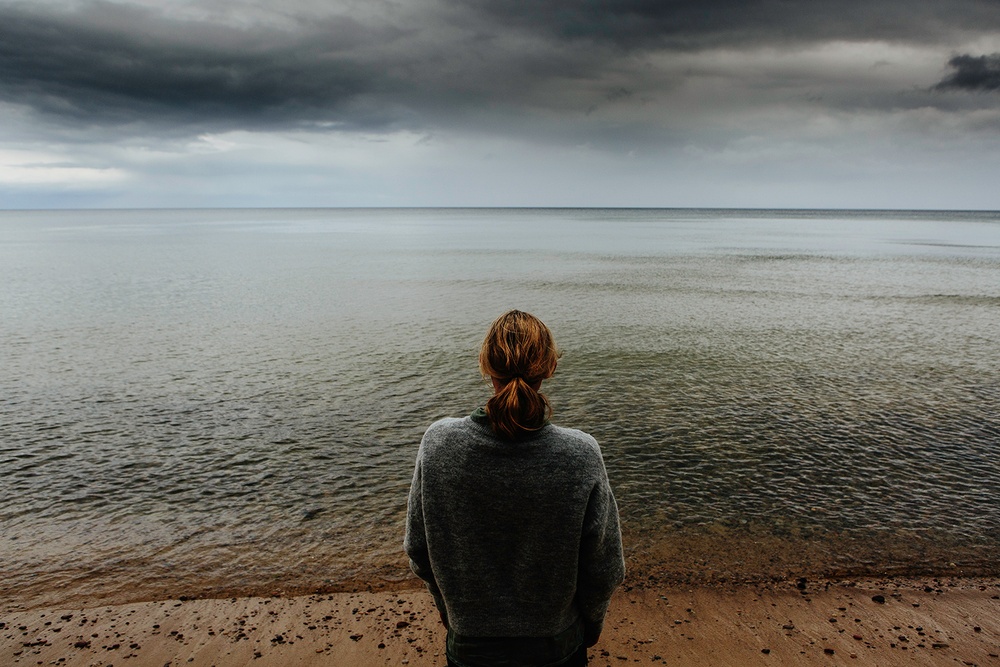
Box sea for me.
[1,208,999,608]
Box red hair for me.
[479,310,561,439]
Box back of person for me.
[405,310,625,667]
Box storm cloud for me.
[936,53,1000,91]
[3,0,998,130]
[1,0,999,207]
[0,3,399,128]
[472,0,1000,49]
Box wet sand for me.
[3,577,998,666]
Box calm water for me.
[2,208,999,607]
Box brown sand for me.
[2,578,998,666]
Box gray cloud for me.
[2,0,1000,213]
[469,0,1000,49]
[935,53,1000,91]
[0,2,406,129]
[0,1,652,137]
[4,0,1000,136]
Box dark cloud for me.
[0,2,404,129]
[935,53,1000,91]
[469,0,1000,49]
[3,0,1000,137]
[0,0,626,133]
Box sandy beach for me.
[3,577,997,666]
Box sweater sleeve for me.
[576,458,625,644]
[403,451,448,624]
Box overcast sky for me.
[2,0,1000,208]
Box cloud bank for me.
[1,0,999,207]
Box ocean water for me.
[1,208,999,607]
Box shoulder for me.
[545,423,600,448]
[540,424,605,463]
[419,416,477,453]
[423,416,467,437]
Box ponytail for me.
[479,310,561,440]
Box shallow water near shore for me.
[2,208,999,607]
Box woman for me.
[404,310,625,667]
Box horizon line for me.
[3,205,1000,214]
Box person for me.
[404,310,625,667]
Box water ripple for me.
[2,208,999,606]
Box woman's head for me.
[479,310,561,439]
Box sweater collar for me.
[470,406,490,425]
[470,406,551,432]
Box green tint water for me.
[1,208,998,606]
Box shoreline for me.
[7,526,998,614]
[3,577,998,666]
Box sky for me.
[1,0,1000,209]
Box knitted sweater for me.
[404,413,625,639]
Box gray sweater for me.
[404,413,625,639]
